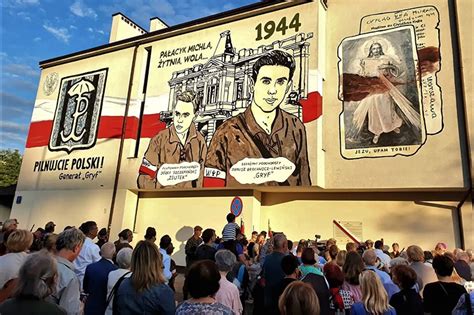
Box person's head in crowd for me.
[392,243,399,252]
[434,242,447,256]
[33,228,45,239]
[343,251,364,285]
[260,231,267,239]
[236,233,244,241]
[391,265,417,290]
[399,251,409,260]
[159,235,172,251]
[79,221,98,240]
[100,242,116,260]
[63,226,74,231]
[390,257,409,268]
[278,281,320,315]
[382,245,390,253]
[6,229,33,253]
[273,233,288,254]
[406,245,424,263]
[44,221,56,234]
[215,249,236,273]
[336,249,347,268]
[301,247,317,266]
[202,228,216,245]
[14,251,58,300]
[2,218,18,232]
[362,249,377,267]
[56,228,85,262]
[296,241,306,257]
[116,247,133,270]
[118,229,133,243]
[443,251,456,262]
[98,228,108,242]
[226,213,236,224]
[44,233,58,254]
[251,231,258,241]
[287,240,294,253]
[281,254,300,278]
[166,243,175,256]
[326,238,337,248]
[256,233,265,245]
[130,240,165,292]
[456,251,469,264]
[185,260,221,299]
[466,249,473,262]
[359,270,391,314]
[328,244,339,261]
[346,242,357,252]
[432,254,454,278]
[374,240,383,250]
[365,239,374,249]
[324,262,345,289]
[453,248,463,258]
[144,227,156,243]
[424,250,434,262]
[193,225,203,239]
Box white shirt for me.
[0,252,28,288]
[50,256,82,315]
[158,248,172,281]
[105,268,131,315]
[374,248,391,269]
[74,237,101,289]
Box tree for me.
[0,149,22,187]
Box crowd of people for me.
[0,215,473,315]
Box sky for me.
[0,0,258,152]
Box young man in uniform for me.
[138,90,207,188]
[204,50,311,187]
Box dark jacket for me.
[302,273,331,315]
[83,258,118,315]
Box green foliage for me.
[0,149,22,187]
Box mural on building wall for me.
[49,69,108,154]
[338,6,443,159]
[138,29,315,188]
[338,27,425,159]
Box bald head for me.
[362,249,377,266]
[100,242,116,260]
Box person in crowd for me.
[263,233,288,313]
[336,249,347,269]
[196,228,217,261]
[467,249,474,279]
[389,264,423,315]
[323,238,337,262]
[325,261,354,314]
[253,233,266,262]
[301,255,331,314]
[116,240,175,314]
[247,231,259,260]
[406,245,437,294]
[105,247,133,315]
[222,213,240,242]
[83,242,117,315]
[278,281,320,315]
[0,218,18,245]
[351,270,396,315]
[50,227,85,315]
[30,227,46,251]
[44,233,58,254]
[176,260,233,315]
[390,243,400,259]
[114,229,133,254]
[365,239,374,250]
[166,242,178,291]
[276,254,300,300]
[299,247,323,278]
[424,250,434,265]
[374,240,391,269]
[96,228,108,248]
[158,235,174,282]
[75,221,100,288]
[44,221,56,236]
[454,251,472,281]
[423,254,468,314]
[185,225,203,268]
[0,229,33,288]
[342,251,364,302]
[215,250,243,314]
[346,242,357,253]
[287,240,294,256]
[0,251,66,315]
[389,257,409,268]
[434,242,447,256]
[327,244,339,264]
[362,249,399,299]
[144,227,157,243]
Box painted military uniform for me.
[138,123,207,188]
[204,107,311,187]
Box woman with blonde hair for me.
[350,270,396,315]
[115,240,175,314]
[278,281,320,315]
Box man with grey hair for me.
[105,248,133,315]
[263,233,288,313]
[406,245,437,294]
[363,249,399,299]
[215,250,243,315]
[49,227,85,315]
[83,242,118,315]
